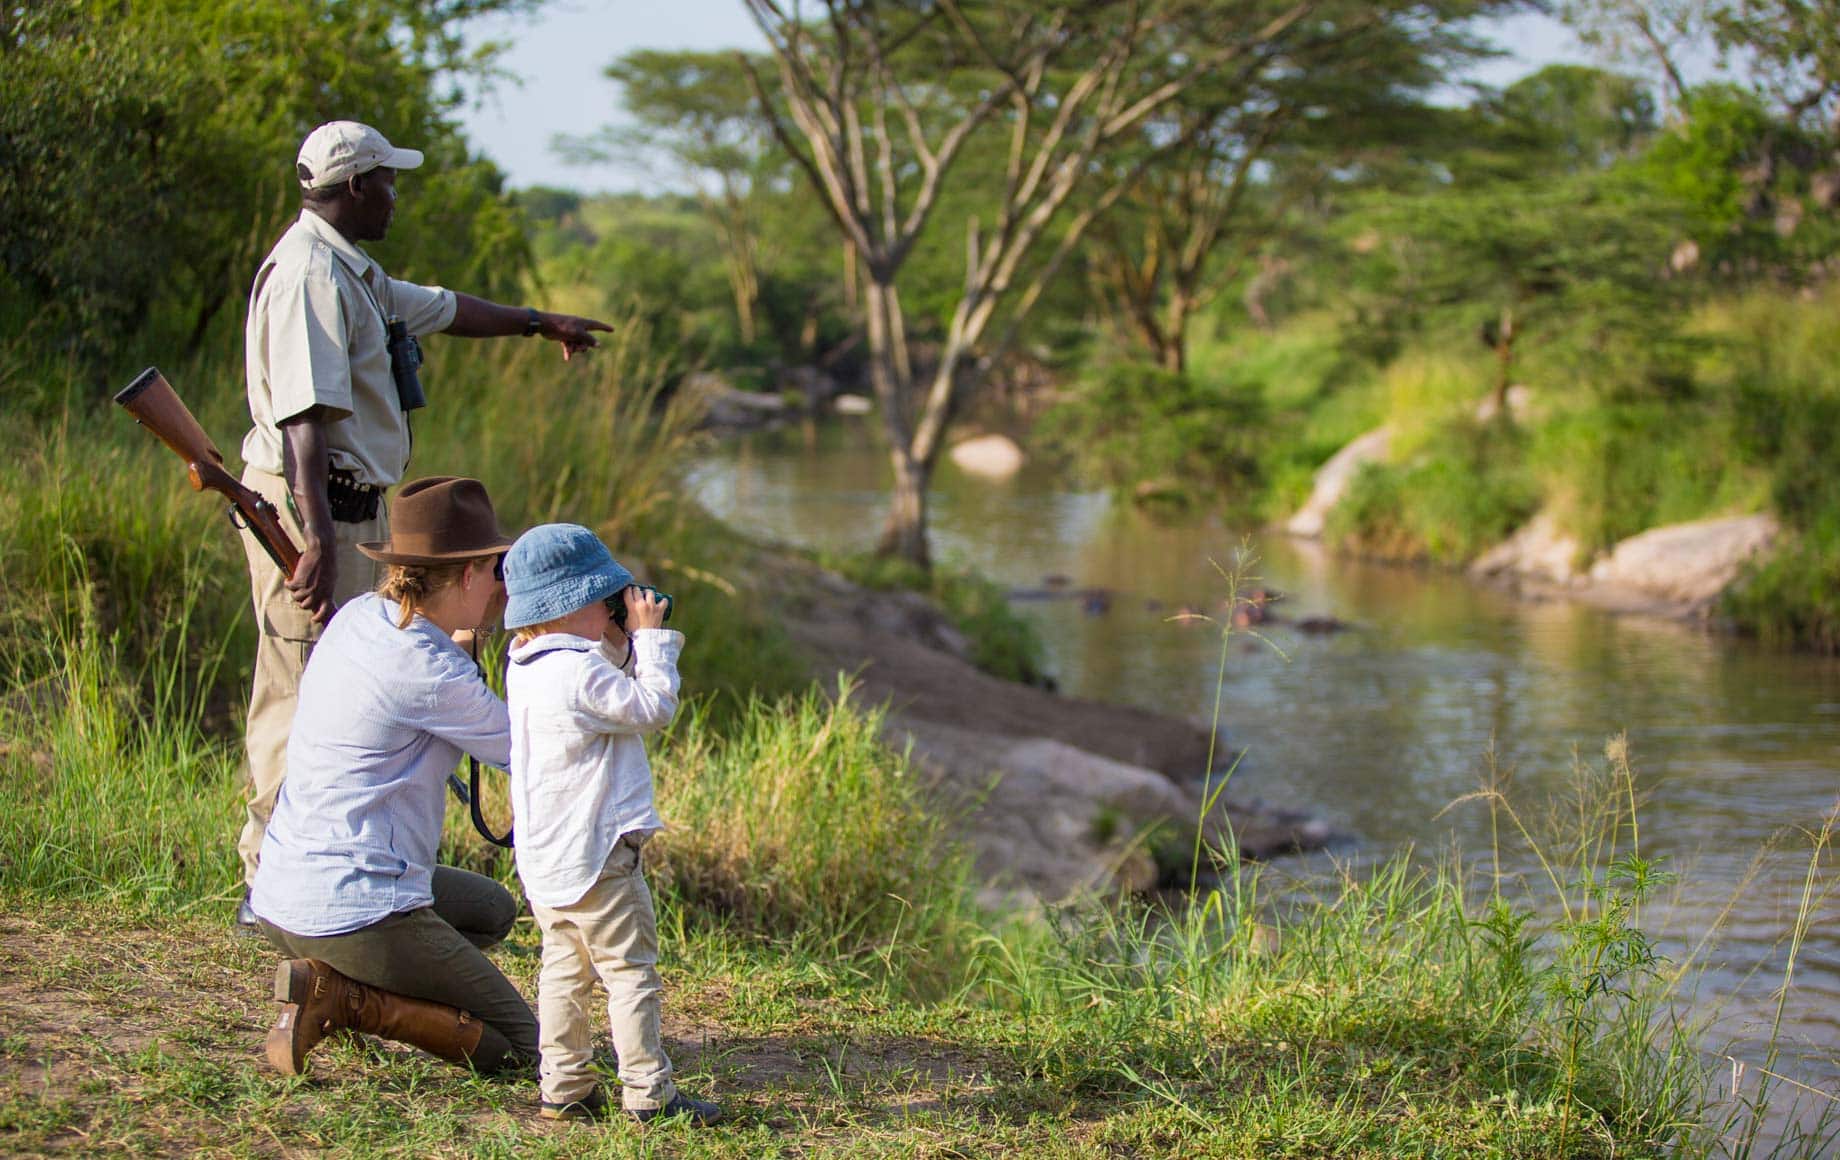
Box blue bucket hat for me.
[502,523,633,630]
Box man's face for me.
[352,166,398,242]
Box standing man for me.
[236,120,611,926]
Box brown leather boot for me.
[265,958,357,1075]
[264,958,488,1075]
[343,984,486,1069]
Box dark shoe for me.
[236,894,262,937]
[630,1091,722,1126]
[540,1086,612,1122]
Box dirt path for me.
[0,901,1016,1156]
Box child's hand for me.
[624,585,668,631]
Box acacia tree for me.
[575,51,781,345]
[737,0,1315,567]
[1353,66,1669,412]
[1089,2,1513,373]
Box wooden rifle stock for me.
[113,367,302,577]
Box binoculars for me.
[606,584,673,629]
[387,317,426,411]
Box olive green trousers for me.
[260,866,539,1073]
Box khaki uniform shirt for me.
[241,211,457,487]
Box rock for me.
[833,393,873,416]
[948,433,1025,479]
[904,725,1196,902]
[1469,510,1583,586]
[1286,426,1392,538]
[683,372,787,431]
[754,551,1338,906]
[1587,514,1779,609]
[1291,616,1351,635]
[777,365,841,411]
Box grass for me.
[4,331,1837,1157]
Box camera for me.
[606,584,673,630]
[386,317,426,411]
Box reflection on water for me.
[687,426,1840,1138]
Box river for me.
[686,425,1839,1145]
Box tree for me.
[0,0,535,370]
[1088,2,1518,373]
[1350,67,1673,411]
[739,0,1332,567]
[1554,0,1715,110]
[571,51,786,347]
[1712,0,1840,136]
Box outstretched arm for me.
[444,294,612,361]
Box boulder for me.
[948,433,1025,479]
[683,371,787,431]
[1469,511,1584,586]
[755,551,1339,907]
[1286,425,1392,538]
[833,393,873,416]
[1587,514,1779,608]
[903,724,1190,903]
[777,365,841,411]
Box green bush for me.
[1328,418,1539,564]
[1041,359,1268,511]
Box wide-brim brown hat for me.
[357,476,515,564]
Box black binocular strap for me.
[452,634,514,849]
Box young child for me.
[501,523,720,1125]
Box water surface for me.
[687,426,1840,1141]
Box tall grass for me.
[6,311,1838,1152]
[0,568,242,908]
[647,680,981,995]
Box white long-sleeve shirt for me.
[506,629,683,908]
[251,593,511,935]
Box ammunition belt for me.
[327,471,384,524]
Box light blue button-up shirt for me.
[250,592,511,936]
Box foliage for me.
[0,0,533,363]
[1041,360,1267,512]
[1327,416,1540,564]
[1637,84,1840,278]
[1087,0,1522,372]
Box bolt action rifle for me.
[113,367,301,577]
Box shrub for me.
[1040,360,1266,511]
[647,684,979,992]
[1328,417,1539,564]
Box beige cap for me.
[296,121,424,190]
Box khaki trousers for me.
[259,865,540,1072]
[529,835,676,1110]
[237,466,385,884]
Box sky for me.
[458,3,1594,194]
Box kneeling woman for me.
[250,476,537,1075]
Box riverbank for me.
[755,550,1335,908]
[1036,284,1840,655]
